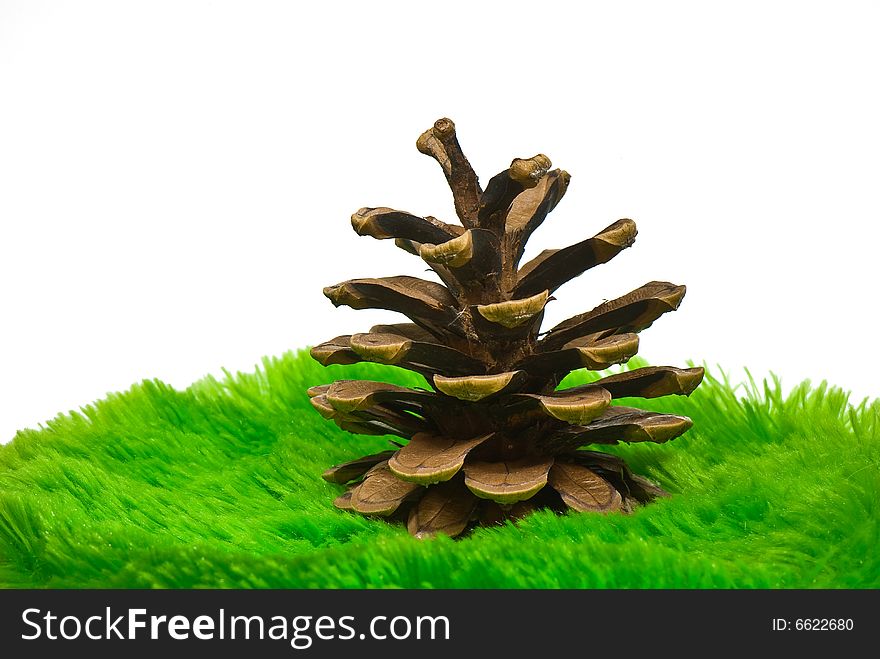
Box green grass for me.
[1,350,877,588]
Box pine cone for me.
[310,118,703,538]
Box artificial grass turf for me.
[0,351,878,589]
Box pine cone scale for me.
[514,218,639,297]
[463,456,555,504]
[387,432,492,485]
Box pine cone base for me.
[324,447,669,537]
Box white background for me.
[2,1,878,443]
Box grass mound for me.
[1,351,877,588]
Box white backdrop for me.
[2,1,878,442]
